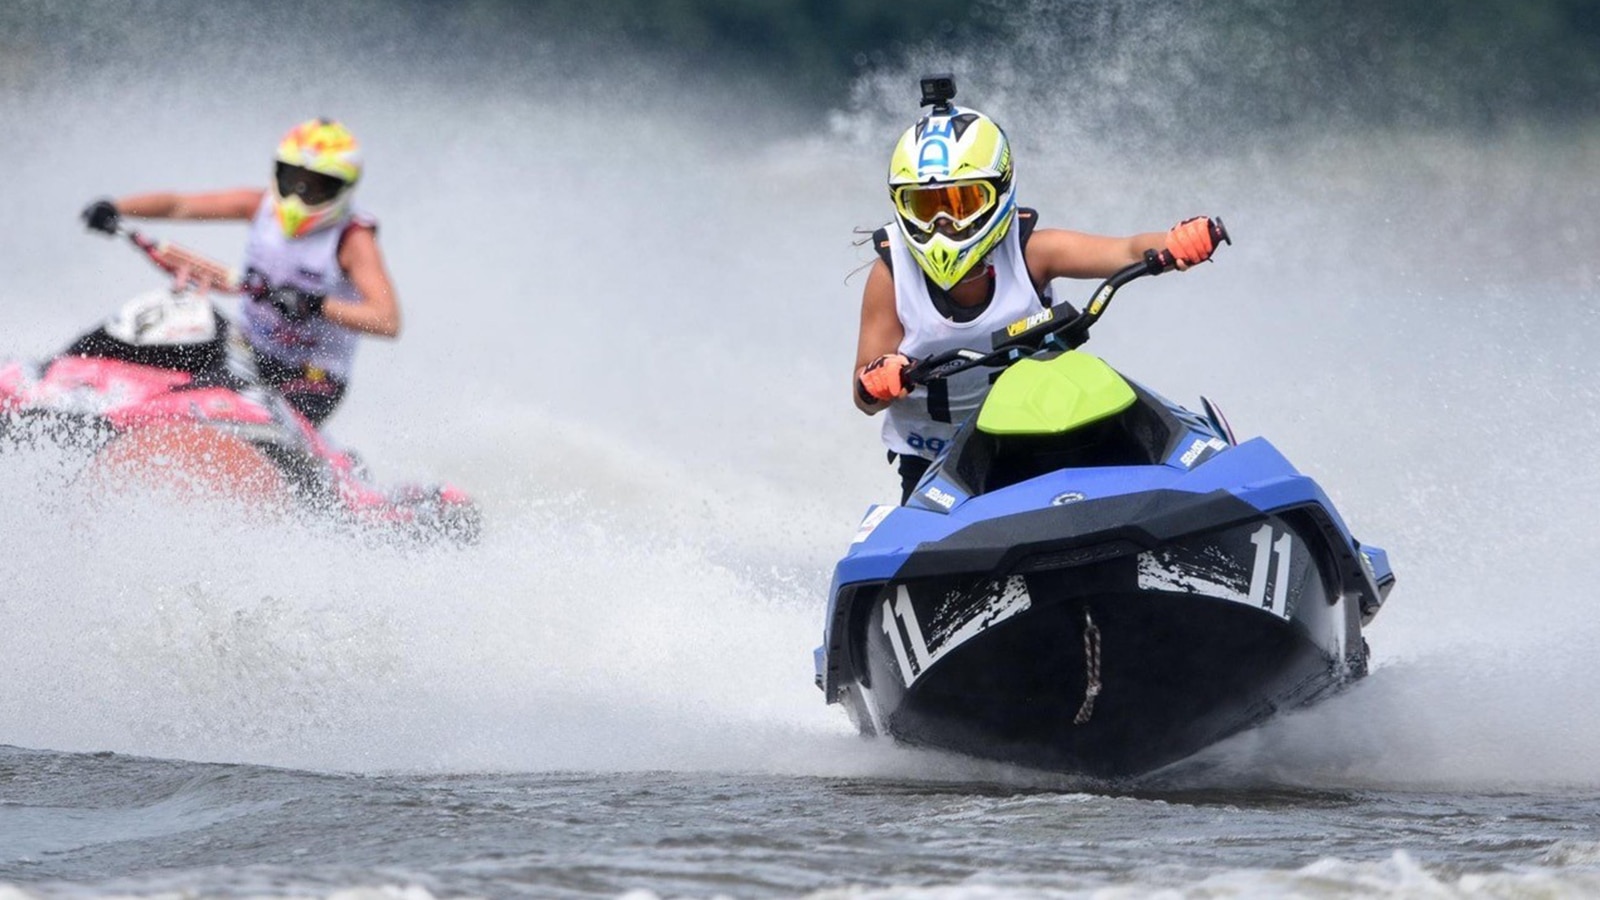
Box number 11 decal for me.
[1248,524,1293,614]
[882,587,933,687]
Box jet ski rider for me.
[854,77,1223,502]
[80,118,399,427]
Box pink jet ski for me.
[0,227,481,544]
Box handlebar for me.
[114,225,243,295]
[901,217,1229,387]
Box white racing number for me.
[880,578,1032,688]
[1247,524,1294,615]
[882,587,934,686]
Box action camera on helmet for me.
[919,74,957,113]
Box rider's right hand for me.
[263,286,326,323]
[82,199,120,235]
[858,354,913,404]
[240,270,270,300]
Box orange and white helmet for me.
[271,118,362,238]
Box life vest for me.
[873,208,1056,460]
[236,196,372,380]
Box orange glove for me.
[1166,216,1219,266]
[858,354,912,403]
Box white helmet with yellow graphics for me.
[887,76,1015,291]
[272,118,363,239]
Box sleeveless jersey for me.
[880,218,1054,460]
[237,196,372,380]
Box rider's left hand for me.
[81,199,120,236]
[1167,216,1220,267]
[264,286,326,323]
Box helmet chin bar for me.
[273,190,349,239]
[955,259,994,284]
[902,203,1015,291]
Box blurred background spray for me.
[2,0,1599,787]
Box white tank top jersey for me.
[237,197,372,380]
[882,223,1053,460]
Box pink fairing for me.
[1,353,480,543]
[0,361,31,409]
[40,355,188,402]
[114,386,277,428]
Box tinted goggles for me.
[275,162,349,206]
[892,181,997,231]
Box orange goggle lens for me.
[894,182,996,230]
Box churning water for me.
[4,1,1600,896]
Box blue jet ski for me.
[815,225,1396,779]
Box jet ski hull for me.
[823,487,1385,779]
[850,579,1357,778]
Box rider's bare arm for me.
[113,189,264,221]
[328,225,401,338]
[1023,227,1186,287]
[853,259,904,415]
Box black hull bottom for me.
[855,590,1356,779]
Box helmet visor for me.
[893,181,997,232]
[275,162,349,207]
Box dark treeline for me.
[489,0,993,75]
[7,0,1600,129]
[482,0,1600,127]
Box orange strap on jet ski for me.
[1166,216,1219,266]
[125,229,242,294]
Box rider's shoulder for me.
[870,224,894,268]
[345,207,379,233]
[1021,223,1090,253]
[337,209,380,251]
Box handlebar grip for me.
[1148,216,1230,274]
[899,358,927,389]
[1209,216,1231,247]
[120,226,152,250]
